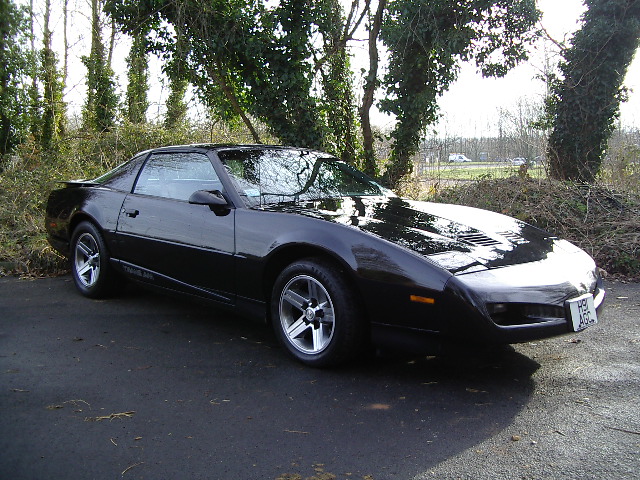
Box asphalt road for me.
[1,276,638,480]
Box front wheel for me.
[271,258,366,367]
[70,221,117,298]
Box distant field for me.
[418,162,545,181]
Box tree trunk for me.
[41,0,56,150]
[28,0,40,141]
[207,63,262,144]
[359,0,386,177]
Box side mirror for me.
[188,190,231,215]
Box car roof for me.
[142,144,329,156]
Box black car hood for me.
[259,196,568,274]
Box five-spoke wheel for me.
[70,221,116,298]
[279,274,335,355]
[272,258,365,367]
[74,231,101,288]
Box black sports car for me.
[45,144,604,367]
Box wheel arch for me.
[261,244,364,322]
[68,212,101,240]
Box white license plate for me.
[567,293,598,332]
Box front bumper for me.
[441,248,605,344]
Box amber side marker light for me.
[410,295,435,304]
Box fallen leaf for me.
[366,403,391,410]
[85,411,136,422]
[121,462,144,475]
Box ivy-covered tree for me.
[164,76,188,129]
[360,0,386,177]
[41,0,65,151]
[547,0,640,183]
[379,0,540,187]
[83,0,118,132]
[28,0,41,144]
[316,0,360,163]
[125,29,149,124]
[0,0,32,155]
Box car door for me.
[114,151,236,303]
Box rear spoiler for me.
[59,180,100,188]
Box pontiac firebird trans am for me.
[45,145,605,367]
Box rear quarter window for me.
[94,154,147,192]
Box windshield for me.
[218,148,390,207]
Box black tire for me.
[271,258,366,367]
[70,221,117,298]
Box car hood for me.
[259,196,579,274]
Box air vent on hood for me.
[457,232,501,247]
[498,231,527,244]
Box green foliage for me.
[379,0,540,188]
[164,76,188,129]
[105,0,357,157]
[547,0,640,183]
[0,0,33,155]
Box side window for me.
[134,153,222,201]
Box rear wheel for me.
[271,258,365,367]
[70,221,117,298]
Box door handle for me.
[123,208,139,218]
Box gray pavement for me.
[1,276,638,480]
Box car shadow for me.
[98,282,540,479]
[3,277,540,480]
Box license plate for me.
[567,293,598,332]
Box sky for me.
[39,0,640,138]
[429,0,640,137]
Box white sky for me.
[40,0,640,137]
[431,0,640,137]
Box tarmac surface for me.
[1,276,638,480]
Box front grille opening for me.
[487,303,566,327]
